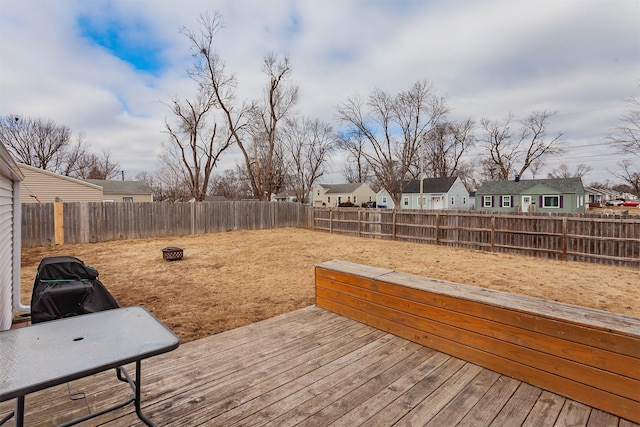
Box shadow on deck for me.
[1,306,637,426]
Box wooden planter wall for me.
[315,260,640,423]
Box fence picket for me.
[20,203,640,267]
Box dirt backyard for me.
[19,228,640,343]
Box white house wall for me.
[0,172,13,330]
[376,179,470,210]
[448,179,471,209]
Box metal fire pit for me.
[162,247,183,261]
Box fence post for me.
[191,202,196,235]
[54,198,64,245]
[329,209,333,233]
[392,210,397,240]
[435,212,440,245]
[562,217,568,261]
[491,215,495,252]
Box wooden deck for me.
[1,306,638,426]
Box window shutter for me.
[499,197,503,208]
[481,197,484,207]
[511,196,514,207]
[491,196,495,207]
[539,195,543,207]
[560,195,564,208]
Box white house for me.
[0,143,26,330]
[312,183,376,207]
[376,177,470,210]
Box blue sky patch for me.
[77,9,165,75]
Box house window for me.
[327,196,330,203]
[317,190,320,196]
[382,197,387,203]
[338,196,342,204]
[353,196,357,203]
[543,195,560,208]
[451,197,455,205]
[403,197,409,206]
[123,197,133,203]
[463,197,467,205]
[483,196,492,207]
[502,196,511,208]
[418,197,426,206]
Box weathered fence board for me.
[313,208,640,268]
[21,201,312,247]
[21,203,639,268]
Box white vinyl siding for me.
[0,174,13,330]
[18,164,102,203]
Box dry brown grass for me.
[20,228,640,343]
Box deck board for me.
[1,306,638,426]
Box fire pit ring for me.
[162,247,183,261]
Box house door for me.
[522,196,531,212]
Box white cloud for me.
[1,0,638,185]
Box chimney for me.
[515,174,520,182]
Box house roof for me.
[476,178,584,195]
[403,177,458,194]
[19,163,102,190]
[319,183,366,194]
[84,179,152,195]
[0,143,23,181]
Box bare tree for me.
[0,114,76,172]
[163,90,233,201]
[282,117,336,204]
[336,81,449,206]
[338,133,375,185]
[547,163,592,179]
[182,12,297,201]
[153,147,195,202]
[608,97,640,157]
[480,111,563,180]
[75,150,120,179]
[423,119,475,178]
[243,55,299,200]
[208,168,251,200]
[611,159,640,196]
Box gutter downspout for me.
[13,180,29,312]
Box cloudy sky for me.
[1,0,638,186]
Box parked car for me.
[605,199,624,206]
[621,200,640,207]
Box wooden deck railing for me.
[315,260,640,423]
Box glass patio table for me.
[0,306,179,426]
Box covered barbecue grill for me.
[30,256,119,324]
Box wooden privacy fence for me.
[313,208,640,268]
[21,201,312,247]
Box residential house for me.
[85,179,153,202]
[475,177,586,213]
[0,144,26,330]
[312,183,376,207]
[584,186,622,205]
[376,177,470,210]
[18,163,103,203]
[271,190,298,203]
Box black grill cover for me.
[30,256,119,324]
